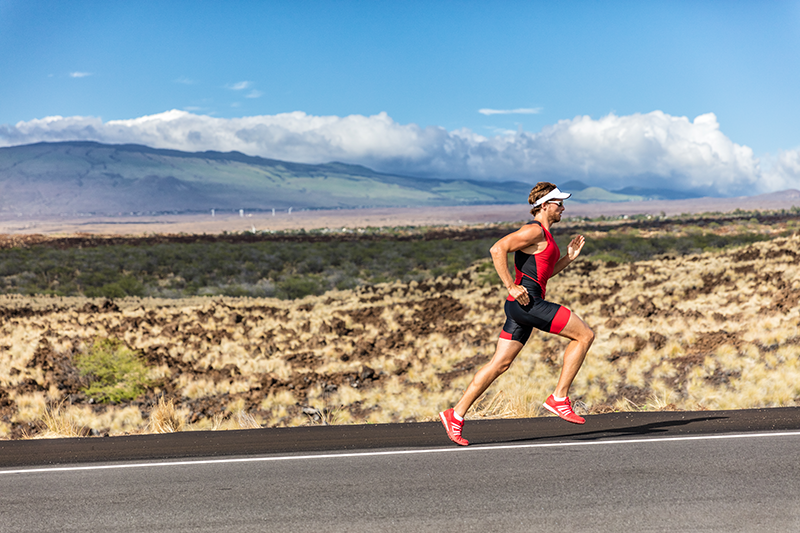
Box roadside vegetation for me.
[0,210,795,300]
[0,209,798,439]
[74,338,152,404]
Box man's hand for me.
[507,284,529,305]
[567,235,585,261]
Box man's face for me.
[544,200,565,222]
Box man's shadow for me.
[569,416,729,441]
[475,415,729,445]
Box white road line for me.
[2,430,800,476]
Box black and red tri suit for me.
[500,221,572,344]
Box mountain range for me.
[0,141,698,216]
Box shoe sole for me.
[543,402,585,424]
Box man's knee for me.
[476,358,513,383]
[579,323,595,347]
[491,360,513,376]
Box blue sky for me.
[1,1,799,195]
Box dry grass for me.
[147,397,186,434]
[1,230,799,439]
[32,402,87,439]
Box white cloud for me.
[2,109,796,196]
[479,108,542,115]
[69,72,92,78]
[174,76,196,85]
[246,90,263,99]
[762,148,800,192]
[227,81,251,91]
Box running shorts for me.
[499,298,571,345]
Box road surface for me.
[1,408,798,532]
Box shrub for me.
[276,274,326,299]
[85,275,145,299]
[74,337,151,403]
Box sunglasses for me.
[546,200,564,207]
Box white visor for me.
[532,187,572,207]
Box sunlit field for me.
[1,212,798,439]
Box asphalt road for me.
[1,408,799,532]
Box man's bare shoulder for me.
[502,221,545,249]
[514,221,544,239]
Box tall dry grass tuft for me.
[470,389,544,419]
[147,397,186,433]
[471,390,517,418]
[210,412,226,430]
[32,403,87,439]
[227,398,262,429]
[233,411,262,429]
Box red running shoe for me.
[543,395,585,424]
[439,408,469,446]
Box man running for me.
[440,182,595,446]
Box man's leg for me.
[454,337,524,418]
[552,312,595,398]
[542,312,595,424]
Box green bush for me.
[74,337,151,403]
[85,275,146,299]
[276,274,326,299]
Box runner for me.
[440,182,595,446]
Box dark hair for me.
[528,182,557,216]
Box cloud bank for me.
[2,110,797,196]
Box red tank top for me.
[507,221,560,301]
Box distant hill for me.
[569,186,644,203]
[548,180,696,201]
[0,141,704,216]
[560,180,590,191]
[0,142,534,216]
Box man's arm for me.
[552,234,585,276]
[489,225,544,305]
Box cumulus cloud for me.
[479,108,543,115]
[69,72,92,78]
[762,148,800,192]
[2,109,796,195]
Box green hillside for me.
[0,142,532,215]
[570,186,645,203]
